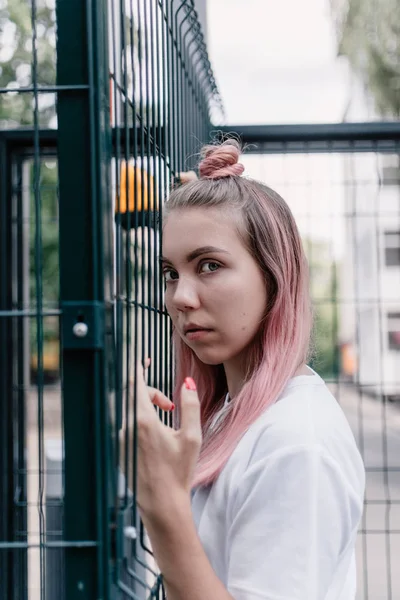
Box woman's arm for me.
[142,497,233,600]
[132,364,233,599]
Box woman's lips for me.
[185,329,213,341]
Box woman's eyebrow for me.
[158,246,230,265]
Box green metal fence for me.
[1,1,400,600]
[0,1,223,599]
[218,123,400,600]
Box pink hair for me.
[165,140,312,489]
[199,143,245,179]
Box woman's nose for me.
[172,278,201,311]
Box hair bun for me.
[198,140,245,180]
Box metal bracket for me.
[61,301,105,350]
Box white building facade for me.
[340,73,400,398]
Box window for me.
[384,231,400,267]
[381,154,400,185]
[388,313,400,351]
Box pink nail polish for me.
[184,377,197,391]
[170,403,175,411]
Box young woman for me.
[133,140,365,600]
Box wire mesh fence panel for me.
[0,1,222,599]
[108,1,223,598]
[224,127,400,600]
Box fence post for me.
[55,1,113,598]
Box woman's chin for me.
[192,348,231,366]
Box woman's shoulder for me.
[226,371,365,492]
[251,370,354,447]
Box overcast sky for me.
[205,0,358,256]
[206,0,352,125]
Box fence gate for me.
[1,2,400,600]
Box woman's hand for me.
[121,363,234,600]
[175,170,198,185]
[123,361,202,525]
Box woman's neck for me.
[222,353,250,400]
[223,360,312,400]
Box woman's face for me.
[162,207,268,366]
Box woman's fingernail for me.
[170,403,175,411]
[184,377,196,391]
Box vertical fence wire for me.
[108,1,223,598]
[30,1,46,597]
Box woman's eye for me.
[163,269,178,282]
[200,261,220,274]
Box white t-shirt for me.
[191,369,365,600]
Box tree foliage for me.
[1,0,59,376]
[0,0,56,128]
[305,238,340,379]
[331,0,400,117]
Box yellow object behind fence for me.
[116,162,158,214]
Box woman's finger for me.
[141,358,174,412]
[147,386,175,412]
[134,362,157,419]
[143,357,151,378]
[135,362,174,414]
[175,170,198,185]
[180,377,202,445]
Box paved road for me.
[328,383,400,600]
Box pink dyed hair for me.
[164,140,312,489]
